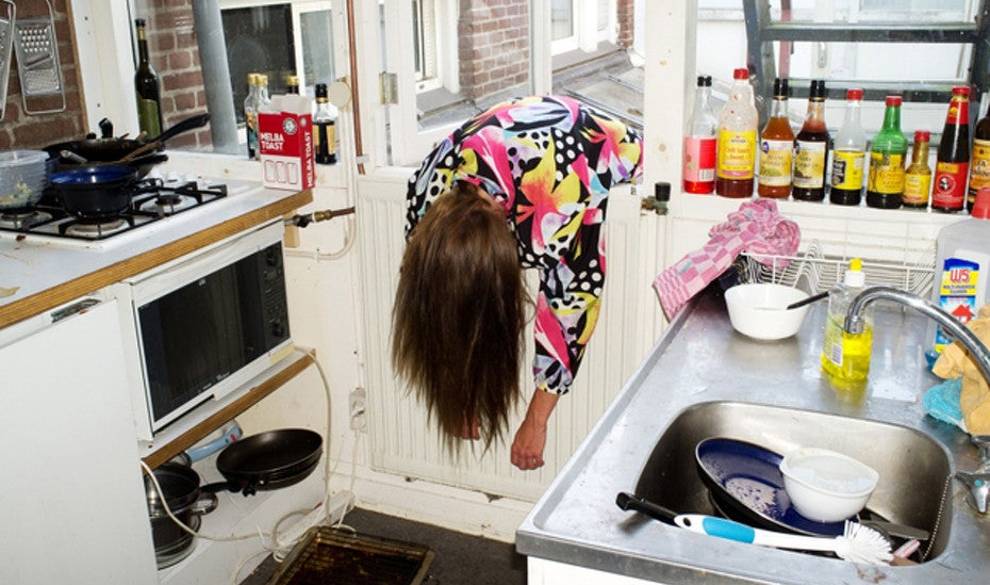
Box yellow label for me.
[717,129,756,180]
[758,139,793,186]
[793,141,826,189]
[867,152,905,194]
[831,149,865,191]
[903,172,932,205]
[970,138,990,191]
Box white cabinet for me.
[0,300,158,585]
[529,557,664,585]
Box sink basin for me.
[634,401,954,561]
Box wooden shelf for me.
[141,349,315,469]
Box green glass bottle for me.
[866,96,909,209]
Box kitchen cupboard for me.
[0,300,158,585]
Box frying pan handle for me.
[616,492,678,525]
[99,118,114,139]
[158,113,211,144]
[190,492,219,516]
[199,479,258,497]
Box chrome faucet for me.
[844,286,990,513]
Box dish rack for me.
[737,241,936,298]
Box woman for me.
[393,95,642,471]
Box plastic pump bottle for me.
[821,259,873,386]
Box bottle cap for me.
[135,18,146,27]
[773,78,789,97]
[885,95,903,107]
[697,75,706,87]
[914,130,931,142]
[315,83,328,99]
[733,68,749,80]
[810,80,827,99]
[844,258,866,287]
[972,188,990,220]
[952,86,971,97]
[704,76,713,87]
[258,74,269,85]
[846,88,864,101]
[654,182,671,202]
[286,74,299,86]
[247,73,257,85]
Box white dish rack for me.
[737,241,936,298]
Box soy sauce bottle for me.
[932,86,971,213]
[793,80,830,202]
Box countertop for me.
[0,183,312,329]
[516,290,990,584]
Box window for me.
[551,0,617,55]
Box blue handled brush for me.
[674,514,892,566]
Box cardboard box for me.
[258,95,315,191]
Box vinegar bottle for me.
[758,78,794,198]
[932,86,971,213]
[716,68,758,198]
[866,96,908,209]
[683,75,717,194]
[902,131,932,209]
[830,88,867,206]
[793,80,830,202]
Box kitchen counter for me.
[0,183,312,329]
[516,290,989,584]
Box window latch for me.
[380,72,399,105]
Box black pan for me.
[202,429,323,496]
[49,165,139,219]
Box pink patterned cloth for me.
[653,199,800,320]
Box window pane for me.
[221,5,296,122]
[768,0,975,23]
[598,0,610,32]
[300,10,335,96]
[552,0,574,41]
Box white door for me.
[0,301,158,585]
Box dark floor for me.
[241,508,527,585]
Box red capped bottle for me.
[932,86,971,213]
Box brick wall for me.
[617,0,634,49]
[145,0,211,149]
[458,0,530,101]
[0,0,85,150]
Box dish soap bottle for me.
[821,259,873,384]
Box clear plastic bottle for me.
[683,75,717,194]
[257,74,273,113]
[793,80,830,202]
[244,73,260,159]
[716,68,759,198]
[758,78,794,199]
[821,259,873,385]
[830,88,867,206]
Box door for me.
[0,300,158,585]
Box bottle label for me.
[717,129,756,180]
[683,136,716,183]
[935,257,981,352]
[970,138,990,194]
[867,152,905,195]
[137,98,162,139]
[758,139,793,187]
[793,141,826,189]
[933,161,969,208]
[903,172,932,206]
[831,149,865,191]
[822,315,844,367]
[945,96,970,125]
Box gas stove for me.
[0,178,232,248]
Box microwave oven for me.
[111,221,292,440]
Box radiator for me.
[356,177,664,501]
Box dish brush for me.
[674,514,893,566]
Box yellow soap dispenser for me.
[821,259,873,384]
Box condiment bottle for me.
[314,83,338,165]
[758,78,794,199]
[683,75,717,194]
[793,80,830,202]
[866,96,908,209]
[932,86,971,213]
[830,88,866,206]
[903,130,932,209]
[969,100,990,211]
[244,73,260,160]
[716,68,758,198]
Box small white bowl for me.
[779,447,879,523]
[724,283,811,341]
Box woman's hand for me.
[511,389,559,471]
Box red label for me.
[933,161,969,208]
[683,136,716,183]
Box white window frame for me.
[551,0,580,55]
[551,0,613,56]
[290,1,336,94]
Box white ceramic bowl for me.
[724,283,810,341]
[779,447,879,523]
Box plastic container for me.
[725,283,810,340]
[716,68,759,198]
[929,188,990,352]
[780,447,879,523]
[821,259,872,384]
[0,150,50,210]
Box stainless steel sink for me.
[634,401,954,561]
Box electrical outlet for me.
[349,387,367,431]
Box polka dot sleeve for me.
[405,137,458,239]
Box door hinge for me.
[380,72,399,105]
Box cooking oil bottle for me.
[821,259,873,385]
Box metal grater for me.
[12,0,65,115]
[0,0,13,120]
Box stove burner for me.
[63,217,132,238]
[157,194,182,206]
[0,210,54,230]
[137,193,198,216]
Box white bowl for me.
[779,447,879,523]
[724,283,810,341]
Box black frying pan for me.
[202,429,323,496]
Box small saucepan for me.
[49,165,139,219]
[201,428,324,496]
[145,463,218,569]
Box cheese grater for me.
[0,0,13,120]
[13,0,65,115]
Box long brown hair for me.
[392,182,527,451]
